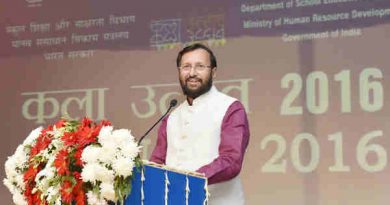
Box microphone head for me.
[170,99,178,107]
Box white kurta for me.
[166,86,245,205]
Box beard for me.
[180,74,213,99]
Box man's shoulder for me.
[214,89,237,106]
[227,100,246,112]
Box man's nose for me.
[189,67,197,76]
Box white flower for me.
[112,157,135,177]
[81,163,99,183]
[111,129,132,145]
[97,126,114,146]
[82,146,102,164]
[97,143,117,165]
[35,167,55,191]
[40,147,51,161]
[15,174,25,189]
[12,191,27,205]
[23,127,42,146]
[13,145,28,164]
[81,163,114,184]
[50,139,64,151]
[100,183,116,201]
[87,191,108,205]
[46,186,60,204]
[46,126,64,139]
[3,179,15,194]
[4,156,18,179]
[119,143,140,160]
[54,196,61,205]
[96,165,115,184]
[46,154,56,167]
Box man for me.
[150,43,250,205]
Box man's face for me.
[178,49,216,99]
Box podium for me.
[125,161,209,205]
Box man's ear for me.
[212,68,217,79]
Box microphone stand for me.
[137,99,177,145]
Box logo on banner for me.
[25,0,43,7]
[186,13,226,47]
[150,19,181,50]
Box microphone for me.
[138,99,177,145]
[169,99,178,107]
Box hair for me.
[176,43,217,68]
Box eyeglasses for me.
[178,64,212,72]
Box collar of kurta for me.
[185,85,217,107]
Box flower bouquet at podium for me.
[3,117,142,205]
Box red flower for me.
[46,124,54,132]
[61,132,77,147]
[30,132,52,157]
[34,192,46,205]
[23,165,39,183]
[61,180,73,204]
[100,119,111,126]
[54,149,70,175]
[91,125,102,138]
[73,179,86,205]
[81,117,93,128]
[24,182,45,205]
[76,126,99,148]
[24,180,34,205]
[74,191,86,205]
[55,119,66,128]
[73,171,81,180]
[73,148,84,166]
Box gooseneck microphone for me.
[137,99,177,145]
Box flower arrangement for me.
[3,118,142,205]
